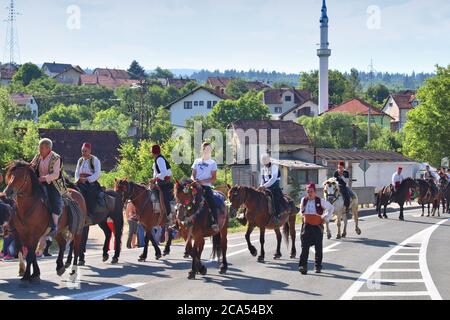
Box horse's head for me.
[174,179,203,221]
[114,178,133,203]
[228,185,246,213]
[3,160,36,198]
[323,178,339,202]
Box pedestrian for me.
[299,183,334,275]
[126,202,138,249]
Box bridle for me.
[324,183,340,204]
[120,181,151,215]
[230,187,247,210]
[176,182,204,222]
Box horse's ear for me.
[175,179,179,186]
[227,184,232,189]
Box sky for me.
[2,0,450,74]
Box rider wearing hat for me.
[260,153,284,222]
[75,142,104,217]
[391,166,404,197]
[299,183,334,275]
[149,145,174,218]
[30,138,63,235]
[333,161,351,214]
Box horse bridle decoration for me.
[324,182,340,204]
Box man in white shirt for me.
[260,154,286,221]
[299,183,334,275]
[75,142,103,216]
[149,144,173,218]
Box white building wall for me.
[351,161,421,190]
[169,89,224,127]
[281,101,319,121]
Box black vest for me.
[155,155,171,174]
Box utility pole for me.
[368,59,376,145]
[4,0,21,69]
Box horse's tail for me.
[282,222,290,248]
[211,233,222,262]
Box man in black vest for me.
[334,161,351,214]
[149,145,174,218]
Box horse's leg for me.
[184,236,192,259]
[421,202,425,217]
[56,234,67,276]
[163,226,173,256]
[219,226,228,274]
[342,210,348,238]
[427,202,431,217]
[70,234,82,279]
[188,240,198,280]
[399,203,405,221]
[273,228,282,259]
[18,249,25,277]
[336,214,342,239]
[112,217,123,264]
[325,219,332,239]
[258,227,265,263]
[353,205,361,235]
[138,230,150,262]
[29,246,40,284]
[78,226,89,266]
[197,238,207,276]
[65,241,73,269]
[99,221,111,262]
[21,246,32,283]
[289,215,297,259]
[383,203,388,219]
[245,224,257,257]
[149,231,162,260]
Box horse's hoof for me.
[219,266,227,275]
[250,247,258,257]
[257,256,265,263]
[399,217,405,221]
[327,234,332,240]
[336,235,342,240]
[138,255,146,262]
[78,260,86,267]
[64,262,71,269]
[111,257,119,264]
[163,251,170,257]
[183,253,190,259]
[356,229,362,236]
[18,270,25,277]
[188,271,196,280]
[378,215,383,219]
[199,266,207,276]
[103,254,109,262]
[30,275,41,285]
[383,215,388,219]
[57,267,66,277]
[342,233,347,238]
[290,253,296,259]
[155,254,162,260]
[273,253,282,260]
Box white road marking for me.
[369,279,425,283]
[311,242,342,254]
[340,218,448,300]
[392,253,420,256]
[354,291,429,297]
[49,282,146,300]
[384,260,419,264]
[376,269,421,272]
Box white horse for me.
[323,178,361,239]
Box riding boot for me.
[211,209,219,232]
[49,214,58,237]
[43,239,52,257]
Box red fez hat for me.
[151,145,161,155]
[339,161,345,167]
[307,183,316,191]
[82,142,92,150]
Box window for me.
[207,101,212,109]
[297,107,311,117]
[199,101,204,106]
[184,101,193,109]
[30,99,34,104]
[213,101,218,106]
[274,107,283,114]
[288,170,319,185]
[285,95,292,102]
[194,101,199,106]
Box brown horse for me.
[437,179,449,214]
[227,185,298,262]
[174,179,228,279]
[375,178,418,221]
[114,179,174,262]
[3,161,87,283]
[416,179,440,217]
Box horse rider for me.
[149,145,174,219]
[447,168,450,181]
[334,161,351,214]
[75,142,104,218]
[30,138,63,236]
[259,153,285,223]
[299,183,334,275]
[191,142,219,232]
[424,165,439,195]
[391,166,404,199]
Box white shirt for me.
[447,173,450,180]
[261,164,280,189]
[153,156,172,180]
[75,156,101,183]
[192,158,217,187]
[300,197,335,222]
[392,172,404,186]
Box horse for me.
[0,193,15,226]
[437,179,449,214]
[444,182,450,214]
[175,179,228,279]
[114,178,175,262]
[63,182,124,267]
[375,177,418,221]
[322,178,361,239]
[416,179,440,217]
[227,185,298,263]
[3,160,87,283]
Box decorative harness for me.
[324,182,340,205]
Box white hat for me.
[260,153,271,166]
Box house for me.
[263,88,315,119]
[42,62,85,85]
[37,128,121,174]
[382,91,419,131]
[10,93,39,122]
[286,148,421,190]
[228,120,313,188]
[279,100,319,121]
[0,63,18,85]
[159,77,196,90]
[206,77,270,94]
[324,98,394,128]
[165,86,231,127]
[79,68,139,89]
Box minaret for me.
[317,0,331,114]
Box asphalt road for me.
[0,205,449,300]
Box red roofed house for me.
[382,91,419,131]
[79,68,140,89]
[42,62,85,85]
[206,77,270,94]
[325,98,394,128]
[263,88,318,119]
[10,93,39,122]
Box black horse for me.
[375,178,418,221]
[438,179,450,214]
[416,179,440,217]
[64,184,124,266]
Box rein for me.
[127,183,151,216]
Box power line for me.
[4,0,21,67]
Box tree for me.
[12,63,45,87]
[346,68,362,99]
[39,104,93,129]
[403,65,450,165]
[89,107,132,140]
[367,129,403,152]
[151,67,174,79]
[367,83,390,105]
[224,79,249,99]
[299,70,352,105]
[128,60,146,79]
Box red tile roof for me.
[325,98,392,118]
[206,77,270,91]
[10,93,33,105]
[167,78,194,89]
[263,88,311,105]
[299,148,414,162]
[79,74,139,89]
[93,68,131,80]
[391,93,416,110]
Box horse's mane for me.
[6,160,44,197]
[236,186,268,203]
